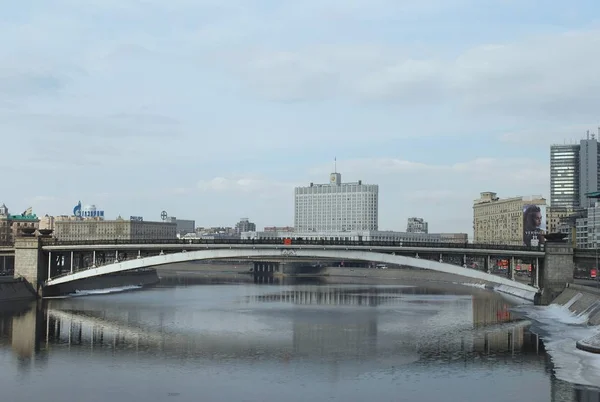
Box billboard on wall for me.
[523,204,547,247]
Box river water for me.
[0,275,598,402]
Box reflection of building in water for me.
[471,327,526,354]
[20,302,547,381]
[292,315,377,359]
[472,296,516,327]
[471,296,527,353]
[247,286,454,307]
[0,303,595,402]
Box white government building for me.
[294,172,378,232]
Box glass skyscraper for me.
[550,144,580,208]
[550,133,600,208]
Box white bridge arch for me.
[45,247,536,293]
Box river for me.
[0,274,598,402]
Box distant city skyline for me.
[2,1,600,234]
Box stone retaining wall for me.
[0,279,36,302]
[552,283,600,326]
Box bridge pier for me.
[537,239,574,305]
[252,262,280,276]
[14,237,44,296]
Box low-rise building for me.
[235,218,256,234]
[54,217,176,241]
[264,226,294,232]
[0,204,40,243]
[406,217,428,234]
[547,206,582,234]
[557,201,600,249]
[165,217,195,236]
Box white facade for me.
[294,173,378,232]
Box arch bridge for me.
[37,238,544,296]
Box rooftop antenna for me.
[334,157,337,173]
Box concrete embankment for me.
[551,283,600,354]
[552,283,600,325]
[0,278,36,302]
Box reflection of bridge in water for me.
[0,291,541,363]
[0,300,597,402]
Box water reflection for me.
[0,283,598,402]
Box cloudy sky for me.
[1,0,599,234]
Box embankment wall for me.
[552,283,600,325]
[0,279,36,302]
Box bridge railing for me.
[40,237,542,252]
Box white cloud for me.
[309,157,547,184]
[227,29,600,121]
[0,1,592,234]
[197,176,298,196]
[500,124,600,145]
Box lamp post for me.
[585,191,600,288]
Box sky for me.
[2,0,600,235]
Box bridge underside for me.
[44,248,537,294]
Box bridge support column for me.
[486,256,492,274]
[14,236,43,297]
[538,240,574,305]
[510,257,515,281]
[70,251,74,274]
[47,252,51,280]
[92,251,96,267]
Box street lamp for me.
[585,191,600,288]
